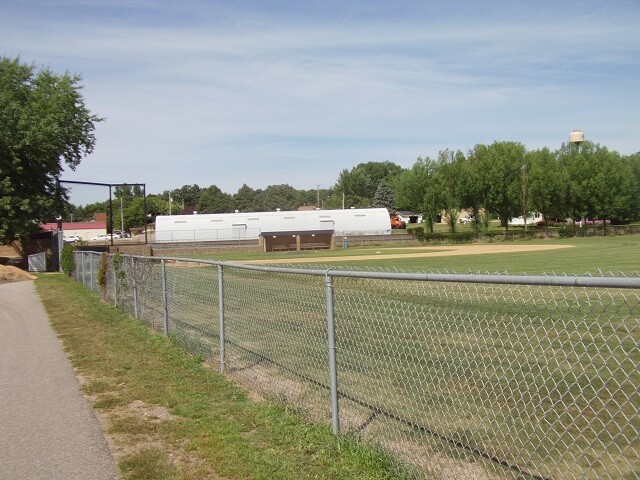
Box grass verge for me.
[36,274,408,480]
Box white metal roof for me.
[155,208,391,243]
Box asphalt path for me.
[0,280,119,480]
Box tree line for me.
[70,143,640,235]
[392,141,640,234]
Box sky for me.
[2,0,639,205]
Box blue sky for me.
[2,0,639,205]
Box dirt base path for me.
[250,243,574,264]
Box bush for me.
[410,227,427,242]
[409,228,480,243]
[98,252,108,288]
[60,244,76,276]
[448,231,477,243]
[558,226,576,238]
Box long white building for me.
[154,208,392,245]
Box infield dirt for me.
[247,243,574,264]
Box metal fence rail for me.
[72,251,640,480]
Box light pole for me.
[521,162,528,234]
[120,196,124,233]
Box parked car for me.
[63,235,81,242]
[575,218,612,226]
[91,234,110,241]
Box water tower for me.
[569,128,585,152]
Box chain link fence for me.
[72,251,639,479]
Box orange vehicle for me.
[390,215,406,229]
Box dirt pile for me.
[0,265,37,283]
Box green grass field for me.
[180,235,640,276]
[152,263,638,479]
[38,274,410,480]
[68,235,640,479]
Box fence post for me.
[132,256,138,319]
[218,265,226,374]
[81,252,86,285]
[113,256,118,307]
[161,259,169,335]
[325,273,340,434]
[89,252,94,291]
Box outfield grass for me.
[181,234,640,276]
[339,236,640,274]
[62,236,640,479]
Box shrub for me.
[60,244,76,276]
[410,227,427,242]
[98,252,108,288]
[558,226,576,238]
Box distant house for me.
[509,212,543,226]
[40,221,107,241]
[395,211,423,224]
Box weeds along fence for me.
[72,251,639,480]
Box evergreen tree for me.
[372,180,396,211]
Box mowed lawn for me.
[144,234,639,478]
[181,235,640,276]
[41,234,638,479]
[337,236,640,274]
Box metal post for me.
[113,257,118,307]
[218,265,225,374]
[132,256,138,319]
[325,273,340,434]
[143,183,148,245]
[89,252,94,291]
[79,252,87,287]
[161,259,169,335]
[108,185,114,246]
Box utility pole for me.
[521,162,528,234]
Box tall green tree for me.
[436,149,465,232]
[458,149,486,233]
[114,184,134,201]
[124,196,168,229]
[623,153,640,221]
[336,161,403,207]
[560,142,634,225]
[391,157,440,232]
[197,185,233,213]
[527,147,564,233]
[471,141,526,234]
[71,201,109,222]
[372,180,396,211]
[261,184,302,211]
[0,56,102,241]
[233,184,262,212]
[175,184,201,209]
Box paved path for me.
[0,280,119,480]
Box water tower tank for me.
[569,129,585,144]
